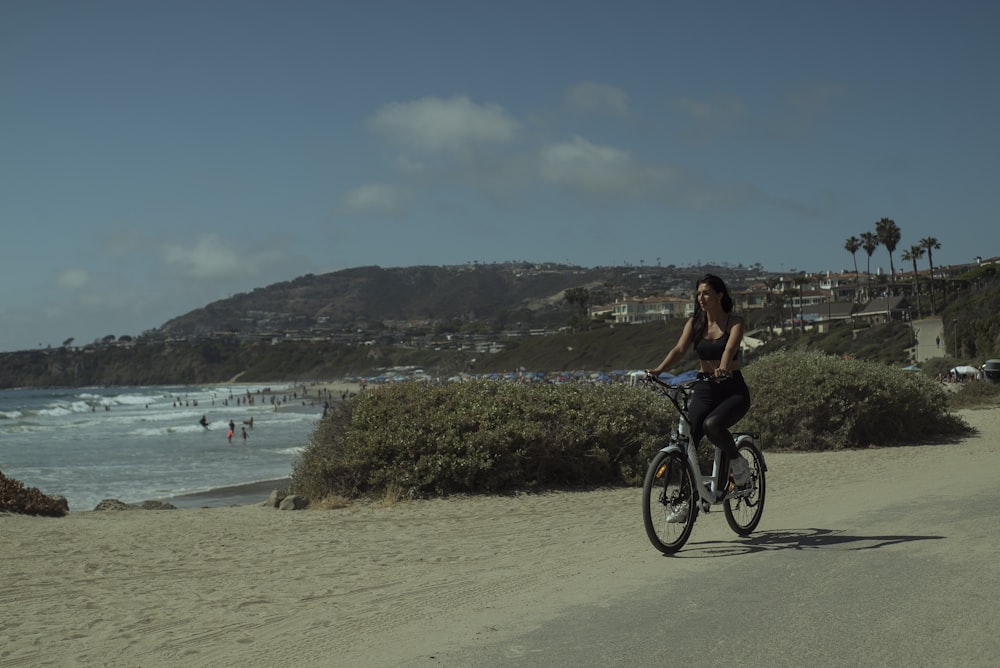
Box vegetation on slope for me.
[0,317,928,389]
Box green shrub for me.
[739,350,971,450]
[291,381,677,500]
[292,352,975,501]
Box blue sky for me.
[2,1,997,352]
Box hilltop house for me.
[602,295,693,324]
[800,302,859,333]
[854,296,913,325]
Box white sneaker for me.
[666,503,689,523]
[730,456,751,486]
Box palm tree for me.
[764,277,781,305]
[901,245,925,318]
[771,289,785,334]
[844,236,861,273]
[792,273,811,335]
[844,235,862,302]
[860,231,879,300]
[875,217,901,292]
[563,287,590,331]
[920,237,941,314]
[761,277,782,333]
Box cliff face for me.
[0,343,254,388]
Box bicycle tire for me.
[723,439,766,536]
[642,450,697,554]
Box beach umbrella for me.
[671,369,700,383]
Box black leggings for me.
[687,372,751,459]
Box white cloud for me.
[393,155,427,175]
[356,95,772,211]
[368,96,520,155]
[564,82,631,118]
[535,135,767,211]
[338,183,407,216]
[54,268,92,290]
[162,234,245,280]
[538,136,644,196]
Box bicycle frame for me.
[663,421,759,510]
[648,376,760,510]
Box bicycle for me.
[640,373,767,554]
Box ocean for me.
[0,384,327,511]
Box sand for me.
[3,407,999,667]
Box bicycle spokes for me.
[723,447,765,536]
[643,451,697,554]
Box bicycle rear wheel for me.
[724,439,766,535]
[642,450,696,554]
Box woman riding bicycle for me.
[647,273,752,486]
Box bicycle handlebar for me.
[641,372,708,389]
[638,373,697,427]
[639,372,699,399]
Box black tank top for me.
[695,316,732,361]
[695,331,729,361]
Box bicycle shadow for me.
[674,527,944,558]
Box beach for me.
[3,407,1000,667]
[0,382,360,512]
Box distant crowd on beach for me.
[180,384,360,442]
[939,365,995,384]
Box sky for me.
[2,1,998,352]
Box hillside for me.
[155,262,755,337]
[158,264,602,335]
[0,319,925,389]
[4,262,995,388]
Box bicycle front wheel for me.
[642,450,696,554]
[724,439,766,535]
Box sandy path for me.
[2,408,998,667]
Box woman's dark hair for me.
[691,274,734,342]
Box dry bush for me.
[0,471,68,517]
